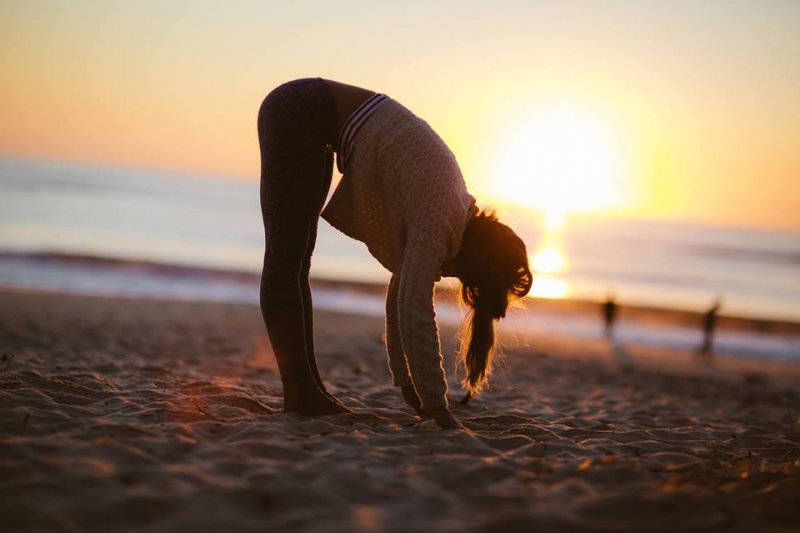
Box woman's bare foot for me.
[283,378,352,416]
[308,369,349,409]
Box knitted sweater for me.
[321,98,476,410]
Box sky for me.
[2,1,799,231]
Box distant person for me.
[602,294,618,340]
[699,299,722,359]
[257,78,532,430]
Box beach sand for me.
[1,289,798,532]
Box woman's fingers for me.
[399,387,465,430]
[427,406,465,431]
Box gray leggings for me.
[256,78,339,388]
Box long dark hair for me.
[456,209,532,397]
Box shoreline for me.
[3,250,799,335]
[3,286,799,390]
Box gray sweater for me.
[321,98,476,410]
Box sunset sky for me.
[2,1,799,231]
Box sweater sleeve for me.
[396,237,449,411]
[385,274,413,387]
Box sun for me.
[487,100,629,225]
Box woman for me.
[257,78,532,430]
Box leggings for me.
[257,78,339,389]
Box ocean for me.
[1,157,798,361]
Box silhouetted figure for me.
[257,78,533,430]
[602,295,618,340]
[699,300,721,359]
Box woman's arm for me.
[387,274,427,416]
[385,274,414,388]
[396,239,464,430]
[397,248,447,410]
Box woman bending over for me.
[257,78,532,430]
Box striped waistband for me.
[336,93,390,173]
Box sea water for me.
[1,157,798,360]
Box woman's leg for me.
[258,78,349,415]
[299,200,329,394]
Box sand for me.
[1,289,799,532]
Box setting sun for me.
[531,246,566,274]
[3,3,800,529]
[487,100,631,224]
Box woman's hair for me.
[456,209,532,396]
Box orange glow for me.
[485,100,633,222]
[531,276,570,299]
[1,3,799,231]
[529,228,570,300]
[531,247,567,274]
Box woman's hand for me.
[426,405,465,431]
[400,385,424,417]
[400,386,464,430]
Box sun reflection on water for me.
[529,218,571,299]
[531,276,570,299]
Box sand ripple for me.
[1,291,799,532]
